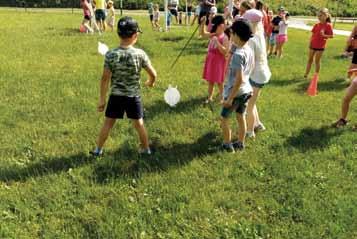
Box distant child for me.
[268,7,284,56]
[304,8,333,78]
[221,19,254,152]
[207,6,217,32]
[153,4,161,30]
[186,0,193,25]
[332,69,357,129]
[90,17,157,157]
[276,11,289,58]
[265,10,273,51]
[244,9,271,138]
[148,2,154,28]
[106,0,115,31]
[178,11,183,24]
[80,0,94,33]
[200,15,230,103]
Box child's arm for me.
[215,36,229,56]
[321,25,334,39]
[144,64,157,87]
[223,69,243,107]
[98,68,112,112]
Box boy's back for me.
[104,47,150,97]
[224,45,254,98]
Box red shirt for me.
[310,23,333,49]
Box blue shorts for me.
[221,93,252,118]
[105,95,143,119]
[269,32,277,45]
[249,79,265,89]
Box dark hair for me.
[256,0,264,11]
[210,15,225,33]
[230,19,253,42]
[240,0,253,11]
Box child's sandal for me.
[331,118,348,128]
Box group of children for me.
[80,0,116,34]
[90,1,357,156]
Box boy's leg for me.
[131,118,150,150]
[221,117,232,144]
[236,113,247,144]
[314,51,324,74]
[305,49,315,77]
[96,117,116,149]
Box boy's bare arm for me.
[224,69,243,107]
[144,64,157,87]
[98,67,112,112]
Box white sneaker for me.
[254,123,266,132]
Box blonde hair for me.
[319,8,331,23]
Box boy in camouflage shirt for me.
[91,16,157,156]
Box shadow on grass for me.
[93,131,221,183]
[285,126,343,152]
[173,40,208,56]
[268,78,303,87]
[0,153,95,182]
[160,36,185,42]
[59,28,82,36]
[144,95,209,120]
[294,78,347,94]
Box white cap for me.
[210,6,217,14]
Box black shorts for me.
[221,93,252,118]
[352,49,357,64]
[105,95,144,119]
[170,8,178,16]
[150,14,153,21]
[95,9,106,21]
[198,10,209,25]
[84,15,90,21]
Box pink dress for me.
[203,33,227,84]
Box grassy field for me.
[0,9,357,238]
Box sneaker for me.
[331,118,348,128]
[246,131,255,139]
[221,143,235,153]
[89,150,103,157]
[139,148,154,156]
[254,123,266,132]
[232,141,245,151]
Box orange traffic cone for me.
[307,73,319,96]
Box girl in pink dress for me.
[200,15,230,103]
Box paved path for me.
[290,18,350,36]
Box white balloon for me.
[98,42,109,56]
[164,85,180,107]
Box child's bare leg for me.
[341,82,357,119]
[132,118,149,150]
[221,117,231,144]
[247,88,260,133]
[314,51,324,74]
[96,117,116,148]
[236,113,246,143]
[305,49,315,77]
[207,82,214,101]
[276,42,282,58]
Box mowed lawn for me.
[0,9,356,238]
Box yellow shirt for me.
[95,0,105,9]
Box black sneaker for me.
[221,143,235,153]
[232,141,244,151]
[89,150,103,157]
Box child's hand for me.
[145,80,155,87]
[223,99,233,108]
[97,99,106,112]
[320,29,325,37]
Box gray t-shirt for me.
[223,44,254,99]
[104,46,151,97]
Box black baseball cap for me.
[117,16,142,37]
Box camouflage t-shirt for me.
[104,46,151,97]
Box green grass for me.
[0,9,357,238]
[306,20,356,31]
